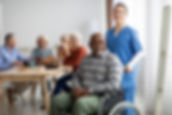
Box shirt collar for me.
[37,47,48,51]
[90,50,108,58]
[3,45,16,51]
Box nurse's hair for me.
[113,2,128,13]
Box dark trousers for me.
[52,74,73,96]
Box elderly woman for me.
[63,32,87,70]
[57,34,70,64]
[53,32,87,95]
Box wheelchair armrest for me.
[97,89,124,115]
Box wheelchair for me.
[97,90,141,115]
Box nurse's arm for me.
[126,29,145,71]
[126,51,145,70]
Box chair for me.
[97,90,141,115]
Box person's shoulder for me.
[79,46,87,53]
[105,51,118,59]
[82,54,91,60]
[79,46,86,50]
[0,46,4,53]
[125,26,137,34]
[32,47,39,52]
[46,48,52,52]
[105,51,121,62]
[0,46,4,50]
[79,54,91,65]
[107,27,114,34]
[0,46,9,53]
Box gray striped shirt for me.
[69,50,123,94]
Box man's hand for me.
[125,66,132,73]
[37,57,57,65]
[72,87,89,99]
[11,61,24,67]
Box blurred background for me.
[0,0,172,115]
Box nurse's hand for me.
[125,66,132,73]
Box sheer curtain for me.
[162,2,172,115]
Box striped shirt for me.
[69,50,123,94]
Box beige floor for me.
[0,85,46,115]
[4,101,45,115]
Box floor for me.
[0,85,146,115]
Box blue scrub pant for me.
[123,87,136,115]
[52,74,73,96]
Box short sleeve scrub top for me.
[106,26,142,90]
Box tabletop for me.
[0,66,72,79]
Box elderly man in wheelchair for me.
[50,33,139,115]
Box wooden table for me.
[0,66,72,115]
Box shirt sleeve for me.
[17,50,26,62]
[71,47,87,70]
[31,49,36,58]
[88,54,123,93]
[47,49,53,57]
[130,30,142,54]
[127,30,143,69]
[0,52,11,70]
[67,58,85,89]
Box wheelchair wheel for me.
[108,101,140,115]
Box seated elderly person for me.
[0,33,26,70]
[57,34,70,64]
[0,33,28,107]
[58,32,87,70]
[50,33,122,115]
[31,35,56,101]
[52,32,87,95]
[32,35,56,68]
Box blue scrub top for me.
[106,26,142,89]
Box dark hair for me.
[5,33,14,44]
[89,33,104,44]
[114,3,128,13]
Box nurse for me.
[106,3,143,115]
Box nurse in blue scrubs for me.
[106,3,143,115]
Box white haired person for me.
[57,34,70,64]
[31,35,57,103]
[52,32,87,95]
[32,35,56,67]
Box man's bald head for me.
[37,35,48,49]
[89,33,106,55]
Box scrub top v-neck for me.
[106,26,142,89]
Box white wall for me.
[0,2,3,45]
[1,0,106,48]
